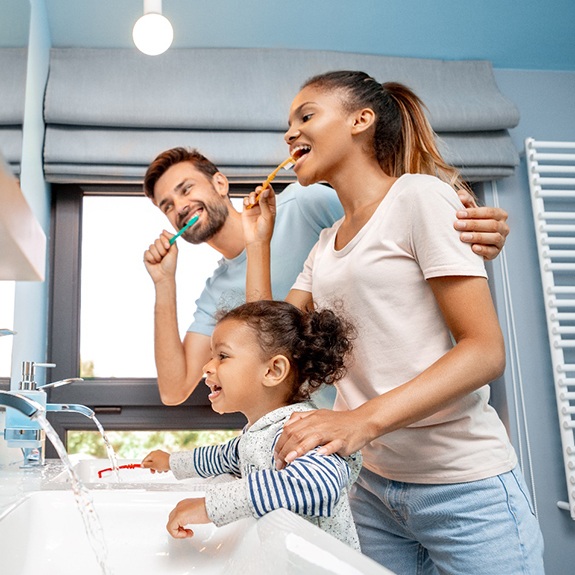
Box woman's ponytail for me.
[382,82,471,194]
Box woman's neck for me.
[329,157,396,217]
[328,159,397,250]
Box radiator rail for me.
[527,137,575,519]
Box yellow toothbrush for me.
[246,157,295,209]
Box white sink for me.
[0,489,394,575]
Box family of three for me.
[141,70,544,574]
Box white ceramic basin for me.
[0,489,394,575]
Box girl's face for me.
[202,319,276,423]
[285,85,355,187]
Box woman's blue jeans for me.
[351,466,545,574]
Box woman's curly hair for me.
[216,300,356,403]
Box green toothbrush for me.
[169,214,199,245]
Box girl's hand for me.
[166,498,210,539]
[455,191,509,260]
[273,409,369,470]
[242,185,277,246]
[141,449,171,473]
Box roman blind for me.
[0,48,27,177]
[43,48,520,184]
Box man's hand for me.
[456,191,509,261]
[141,449,171,473]
[143,230,178,283]
[166,498,210,539]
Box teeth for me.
[291,145,311,160]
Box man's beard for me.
[183,197,229,245]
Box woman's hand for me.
[242,185,277,247]
[274,409,370,470]
[455,191,509,260]
[141,449,171,473]
[166,498,210,539]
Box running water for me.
[33,412,114,575]
[90,414,121,482]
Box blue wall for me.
[487,68,575,574]
[11,0,51,387]
[40,0,575,71]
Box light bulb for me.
[133,12,173,56]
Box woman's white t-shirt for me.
[293,173,517,483]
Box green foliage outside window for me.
[67,429,241,460]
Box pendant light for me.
[133,0,173,56]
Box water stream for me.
[34,412,114,575]
[90,414,121,482]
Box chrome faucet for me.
[0,390,46,466]
[46,403,95,419]
[40,377,85,390]
[3,361,86,467]
[0,390,44,418]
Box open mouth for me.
[180,207,203,230]
[290,145,311,162]
[207,382,222,401]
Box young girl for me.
[141,300,362,549]
[243,71,545,574]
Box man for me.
[143,147,509,406]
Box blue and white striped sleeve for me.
[247,449,351,518]
[204,449,352,527]
[170,436,242,480]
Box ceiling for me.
[1,0,574,71]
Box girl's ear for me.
[351,107,376,135]
[262,355,291,388]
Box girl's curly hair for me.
[217,300,356,403]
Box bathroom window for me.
[67,429,241,459]
[47,185,249,454]
[79,195,240,378]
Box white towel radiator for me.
[526,138,575,519]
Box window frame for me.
[46,184,251,456]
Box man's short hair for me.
[144,147,220,200]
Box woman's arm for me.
[273,275,505,468]
[243,186,275,301]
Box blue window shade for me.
[43,48,520,184]
[0,48,27,177]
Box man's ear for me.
[351,107,376,135]
[262,355,291,388]
[212,172,230,198]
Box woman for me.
[242,71,544,574]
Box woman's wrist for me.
[245,238,272,251]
